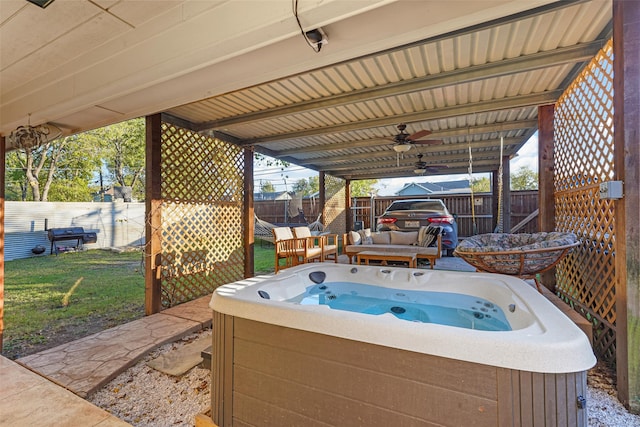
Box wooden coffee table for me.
[356,251,418,268]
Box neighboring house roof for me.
[396,180,470,196]
[254,191,294,201]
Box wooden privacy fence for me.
[255,191,539,237]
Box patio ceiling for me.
[1,0,611,180]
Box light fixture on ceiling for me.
[413,154,428,175]
[393,142,412,167]
[8,114,62,150]
[392,143,412,153]
[305,28,328,52]
[292,0,328,53]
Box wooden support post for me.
[491,169,499,231]
[613,0,640,413]
[538,104,557,289]
[319,172,326,227]
[501,155,511,233]
[345,179,352,232]
[145,114,163,315]
[0,136,5,352]
[243,149,254,278]
[538,104,556,232]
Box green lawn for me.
[2,244,277,360]
[254,239,276,274]
[3,250,145,359]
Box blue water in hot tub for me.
[287,282,511,331]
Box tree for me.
[292,176,319,196]
[511,166,538,190]
[83,118,146,200]
[260,180,275,193]
[350,179,378,197]
[471,176,490,193]
[6,134,99,201]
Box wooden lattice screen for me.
[159,123,245,307]
[323,175,347,235]
[554,39,616,361]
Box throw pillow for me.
[349,230,361,245]
[357,228,373,245]
[417,226,441,247]
[371,232,391,244]
[389,231,419,245]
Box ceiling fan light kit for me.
[392,143,412,153]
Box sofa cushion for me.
[371,232,391,244]
[358,228,373,244]
[349,230,361,245]
[389,231,418,246]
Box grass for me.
[254,240,276,274]
[3,250,145,359]
[2,242,281,360]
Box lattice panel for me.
[554,40,617,362]
[323,175,346,235]
[159,123,244,307]
[555,40,615,192]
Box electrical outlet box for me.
[599,181,623,199]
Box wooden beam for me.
[0,136,5,352]
[613,0,640,413]
[538,104,556,232]
[538,104,557,290]
[145,114,163,315]
[244,149,255,278]
[492,169,499,232]
[501,155,511,234]
[319,172,326,228]
[345,179,352,233]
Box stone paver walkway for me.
[16,294,213,398]
[0,356,130,426]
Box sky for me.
[255,133,539,196]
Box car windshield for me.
[387,201,445,211]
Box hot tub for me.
[209,263,595,426]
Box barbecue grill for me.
[47,227,97,255]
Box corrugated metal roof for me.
[165,0,611,180]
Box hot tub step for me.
[200,345,212,370]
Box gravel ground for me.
[90,329,640,427]
[89,330,211,427]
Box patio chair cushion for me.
[457,232,577,253]
[273,227,295,241]
[454,232,578,277]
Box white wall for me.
[4,201,146,261]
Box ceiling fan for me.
[390,123,442,166]
[412,154,449,175]
[391,123,442,153]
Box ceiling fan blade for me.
[407,129,431,140]
[412,139,443,145]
